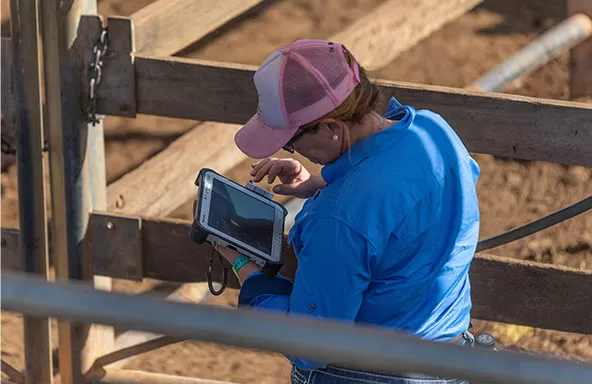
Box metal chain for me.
[2,28,108,157]
[87,26,109,126]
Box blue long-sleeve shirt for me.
[238,97,481,369]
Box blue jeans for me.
[290,332,473,384]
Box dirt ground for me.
[2,0,592,383]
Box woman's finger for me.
[250,157,277,176]
[215,244,241,260]
[250,158,269,176]
[272,180,306,197]
[250,160,270,179]
[252,160,275,182]
[267,162,286,184]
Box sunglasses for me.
[283,125,319,153]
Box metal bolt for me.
[106,221,114,230]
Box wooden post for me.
[1,38,16,170]
[38,0,112,382]
[81,6,116,377]
[568,0,592,99]
[9,0,53,383]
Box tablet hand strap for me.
[207,247,228,296]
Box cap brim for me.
[234,113,299,159]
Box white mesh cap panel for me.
[254,50,288,129]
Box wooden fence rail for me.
[3,17,592,167]
[2,211,591,335]
[130,54,592,167]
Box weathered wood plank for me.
[132,0,265,57]
[379,80,592,167]
[92,17,136,118]
[6,40,591,168]
[332,0,483,71]
[81,213,592,335]
[4,213,592,334]
[1,228,21,271]
[1,37,15,138]
[471,253,592,334]
[87,336,183,373]
[9,0,54,381]
[38,5,113,382]
[109,215,592,335]
[106,122,245,217]
[1,360,24,384]
[568,1,592,99]
[130,55,592,167]
[133,56,257,124]
[1,37,16,171]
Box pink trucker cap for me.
[234,39,361,159]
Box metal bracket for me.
[89,212,143,281]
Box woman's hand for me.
[250,158,326,199]
[215,243,241,264]
[215,244,261,285]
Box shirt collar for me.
[321,97,415,184]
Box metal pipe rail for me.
[466,13,592,92]
[3,271,592,384]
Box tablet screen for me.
[208,178,275,255]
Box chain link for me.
[87,26,109,126]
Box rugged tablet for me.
[190,168,286,278]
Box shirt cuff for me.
[238,273,294,306]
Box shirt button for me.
[308,303,316,311]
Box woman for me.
[216,39,480,384]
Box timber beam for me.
[2,211,592,335]
[2,16,591,167]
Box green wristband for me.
[232,255,251,275]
